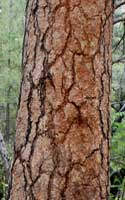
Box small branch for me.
[120,104,125,112]
[112,56,125,64]
[112,102,125,135]
[114,1,125,10]
[114,18,125,25]
[111,158,125,165]
[113,35,124,53]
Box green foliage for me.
[110,1,125,198]
[0,0,25,197]
[111,115,125,168]
[0,159,8,199]
[0,0,25,137]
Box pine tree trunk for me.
[9,0,113,199]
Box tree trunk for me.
[5,87,11,142]
[9,0,113,199]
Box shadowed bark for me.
[9,0,113,199]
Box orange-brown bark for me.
[9,0,113,199]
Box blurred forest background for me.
[0,0,25,198]
[0,0,125,199]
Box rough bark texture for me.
[9,0,113,199]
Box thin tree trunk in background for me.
[5,88,10,142]
[5,0,13,142]
[0,131,10,180]
[5,102,10,141]
[9,0,113,199]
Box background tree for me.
[110,0,125,199]
[9,0,113,199]
[0,0,25,197]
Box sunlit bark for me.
[9,0,113,199]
